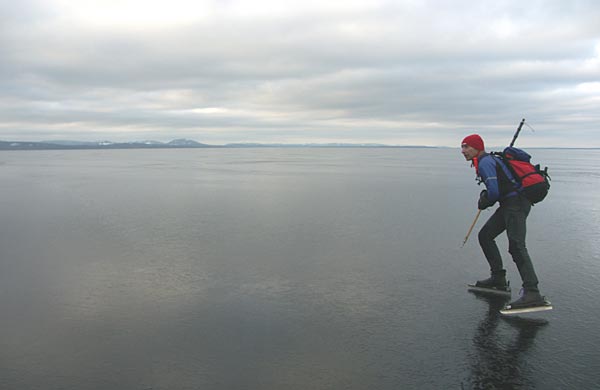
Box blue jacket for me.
[478,153,519,204]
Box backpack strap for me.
[490,153,523,193]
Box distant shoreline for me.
[0,140,443,151]
[1,140,598,151]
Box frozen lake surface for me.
[1,148,599,389]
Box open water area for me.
[1,147,599,389]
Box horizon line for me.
[1,139,599,151]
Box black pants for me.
[478,195,540,292]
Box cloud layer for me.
[1,0,599,146]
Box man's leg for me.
[478,208,506,274]
[505,198,539,292]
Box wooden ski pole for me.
[461,209,482,248]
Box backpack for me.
[492,146,550,204]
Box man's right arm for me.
[478,157,501,206]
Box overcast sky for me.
[1,0,599,147]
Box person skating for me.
[461,134,549,312]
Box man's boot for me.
[474,270,510,292]
[506,289,546,309]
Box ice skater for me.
[461,133,551,314]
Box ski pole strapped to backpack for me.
[492,146,551,204]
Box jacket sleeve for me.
[478,157,501,203]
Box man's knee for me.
[478,227,492,245]
[508,239,527,257]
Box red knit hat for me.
[461,134,484,151]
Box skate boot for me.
[502,289,552,314]
[468,270,511,296]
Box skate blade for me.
[500,303,553,315]
[467,284,511,296]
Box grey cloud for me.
[1,0,599,146]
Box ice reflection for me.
[465,292,548,389]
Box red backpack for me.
[492,146,550,204]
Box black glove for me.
[478,190,494,210]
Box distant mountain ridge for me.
[0,139,213,150]
[0,139,445,150]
